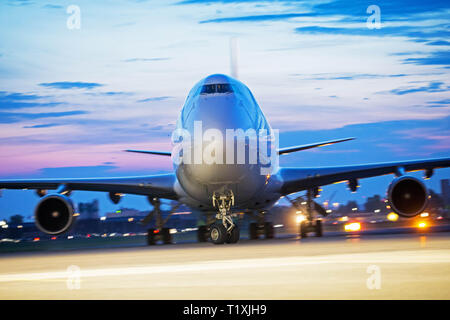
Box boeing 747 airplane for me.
[1,74,449,244]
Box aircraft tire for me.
[300,221,308,238]
[147,228,156,245]
[162,227,172,244]
[249,222,258,240]
[315,220,323,237]
[210,223,227,244]
[197,225,208,242]
[226,225,240,244]
[264,222,274,239]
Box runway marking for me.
[0,249,448,283]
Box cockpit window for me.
[200,83,233,95]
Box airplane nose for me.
[185,95,254,132]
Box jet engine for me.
[35,194,75,234]
[387,176,428,217]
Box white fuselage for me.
[171,74,282,211]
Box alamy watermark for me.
[366,265,381,290]
[171,121,279,175]
[366,5,381,29]
[67,5,81,30]
[66,265,81,290]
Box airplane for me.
[0,73,449,245]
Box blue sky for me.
[0,0,449,220]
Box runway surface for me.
[0,232,449,299]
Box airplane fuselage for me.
[172,74,282,211]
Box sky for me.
[0,0,449,220]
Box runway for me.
[0,232,449,299]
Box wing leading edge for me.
[0,173,178,199]
[279,157,450,195]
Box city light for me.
[420,212,429,218]
[344,222,361,232]
[100,217,106,221]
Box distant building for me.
[78,200,99,220]
[106,207,147,218]
[441,179,450,207]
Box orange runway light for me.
[417,221,427,229]
[344,222,361,232]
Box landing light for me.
[344,222,361,232]
[296,214,306,224]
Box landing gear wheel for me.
[162,227,172,244]
[315,220,323,237]
[226,225,240,244]
[264,222,274,239]
[300,221,308,238]
[147,228,156,245]
[249,222,258,240]
[210,223,227,244]
[197,225,208,242]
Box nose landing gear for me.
[210,190,239,244]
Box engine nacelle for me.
[35,194,75,234]
[387,176,428,218]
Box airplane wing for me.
[277,137,354,155]
[125,149,171,156]
[279,157,450,195]
[0,173,178,199]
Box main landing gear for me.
[249,211,274,240]
[142,197,179,245]
[298,189,323,238]
[209,190,240,245]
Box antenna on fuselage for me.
[230,37,239,79]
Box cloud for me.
[200,13,313,24]
[122,58,170,62]
[42,4,63,9]
[7,0,33,7]
[426,40,450,46]
[294,25,450,39]
[385,81,448,95]
[402,51,450,67]
[0,91,61,110]
[426,98,450,108]
[84,91,133,97]
[0,111,88,124]
[290,73,409,81]
[137,96,172,103]
[39,82,103,90]
[23,123,61,128]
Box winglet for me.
[277,137,355,155]
[125,150,171,156]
